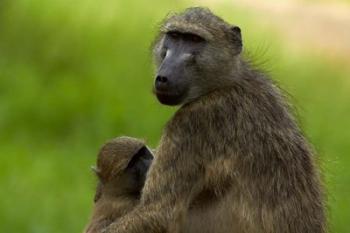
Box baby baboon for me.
[103,7,326,233]
[84,137,153,233]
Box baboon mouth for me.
[155,91,185,106]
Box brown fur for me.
[84,137,146,233]
[102,7,326,233]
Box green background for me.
[0,0,349,232]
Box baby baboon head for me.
[93,136,153,202]
[85,137,153,233]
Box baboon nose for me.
[156,75,168,83]
[155,75,169,91]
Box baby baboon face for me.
[93,137,153,203]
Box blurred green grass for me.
[0,0,349,232]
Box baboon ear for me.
[230,26,242,54]
[91,166,102,179]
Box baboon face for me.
[94,146,153,203]
[124,146,153,193]
[153,31,206,105]
[153,7,243,106]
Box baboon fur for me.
[84,137,151,233]
[102,7,326,233]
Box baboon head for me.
[85,137,153,233]
[152,7,243,105]
[93,136,153,203]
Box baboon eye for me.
[183,33,204,43]
[160,49,167,59]
[168,31,180,39]
[167,31,204,43]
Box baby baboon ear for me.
[91,166,103,181]
[91,166,99,174]
[230,25,242,54]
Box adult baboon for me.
[102,7,326,233]
[84,137,153,233]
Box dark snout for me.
[154,53,189,105]
[154,55,180,93]
[155,75,169,92]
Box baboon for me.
[101,7,326,233]
[84,137,153,233]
